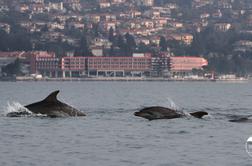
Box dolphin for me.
[7,90,86,117]
[229,115,252,123]
[134,106,208,120]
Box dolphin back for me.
[134,106,182,120]
[24,90,86,117]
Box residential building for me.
[99,1,111,8]
[47,2,64,12]
[111,0,126,5]
[0,23,10,33]
[214,23,232,32]
[100,21,118,31]
[63,0,81,11]
[137,0,154,7]
[16,4,29,13]
[170,33,194,45]
[30,3,45,13]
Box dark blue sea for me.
[0,81,252,166]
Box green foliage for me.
[2,58,23,76]
[74,33,92,56]
[64,28,82,38]
[0,25,32,51]
[125,33,136,55]
[166,39,188,55]
[188,27,239,55]
[165,27,252,74]
[0,11,30,25]
[91,23,100,37]
[112,33,136,56]
[136,43,155,53]
[0,30,9,51]
[108,27,114,42]
[117,34,125,49]
[159,36,167,51]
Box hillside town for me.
[0,0,252,80]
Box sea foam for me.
[2,102,32,116]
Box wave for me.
[187,107,252,113]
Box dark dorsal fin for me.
[189,111,208,118]
[43,90,60,102]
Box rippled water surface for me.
[0,81,252,166]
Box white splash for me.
[2,101,32,115]
[166,97,180,111]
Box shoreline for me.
[1,76,247,82]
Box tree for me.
[166,39,186,55]
[41,25,49,32]
[125,33,136,56]
[0,30,9,51]
[109,44,115,56]
[116,34,127,56]
[0,24,32,51]
[8,32,32,51]
[2,58,23,76]
[125,33,136,48]
[74,33,92,56]
[159,36,167,51]
[117,34,125,49]
[136,42,154,53]
[108,27,114,42]
[92,23,100,37]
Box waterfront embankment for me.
[13,76,249,82]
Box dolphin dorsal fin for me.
[44,90,60,102]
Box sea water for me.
[0,81,252,166]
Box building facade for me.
[170,56,208,73]
[87,56,152,77]
[0,51,209,78]
[61,56,86,77]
